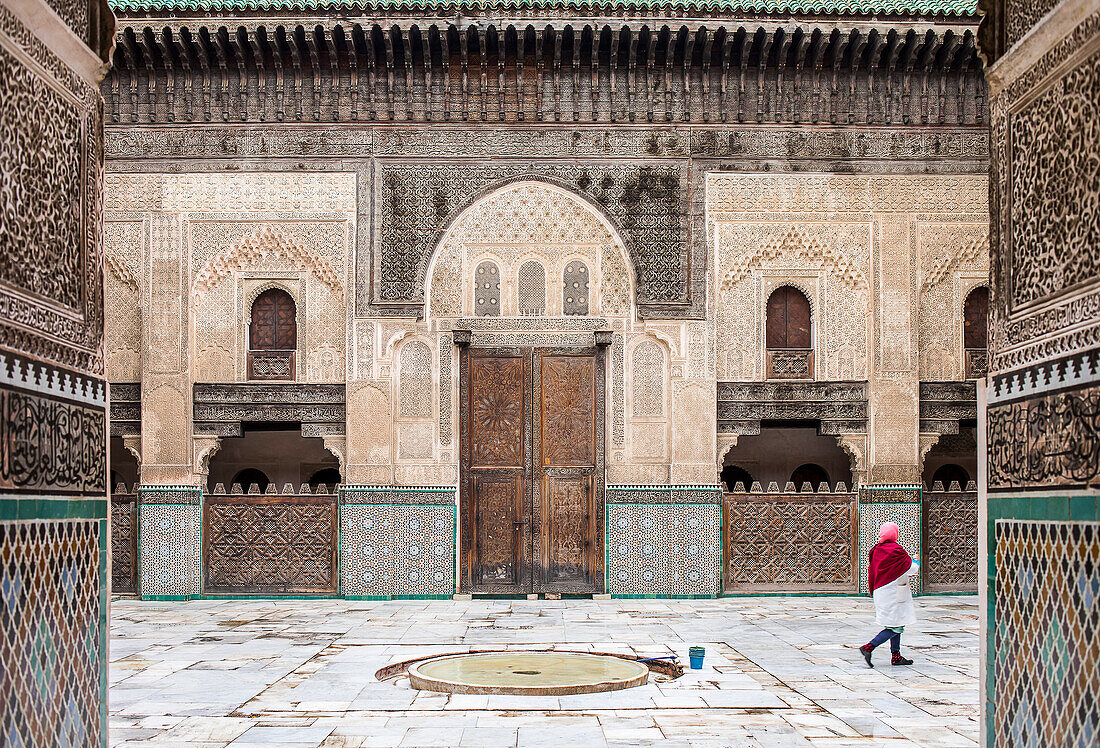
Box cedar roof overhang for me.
[109,16,980,84]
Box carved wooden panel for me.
[250,288,297,351]
[964,286,989,349]
[766,286,812,350]
[472,475,524,587]
[110,493,137,594]
[204,495,336,593]
[766,349,814,380]
[923,493,979,592]
[725,495,857,590]
[540,355,595,466]
[462,348,602,594]
[541,476,593,585]
[469,355,525,467]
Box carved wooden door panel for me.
[536,353,598,591]
[462,351,529,592]
[461,347,603,594]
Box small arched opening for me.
[248,288,297,380]
[922,428,978,491]
[963,286,989,379]
[308,467,342,490]
[721,465,755,492]
[766,286,813,379]
[231,468,270,493]
[790,463,830,491]
[931,464,971,490]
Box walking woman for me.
[859,521,919,667]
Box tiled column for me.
[858,484,923,594]
[978,0,1100,741]
[138,486,202,599]
[605,485,723,597]
[0,0,113,742]
[339,486,456,599]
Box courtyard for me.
[108,596,979,748]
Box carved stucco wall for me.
[917,222,990,380]
[347,181,713,486]
[103,172,356,483]
[104,219,143,382]
[707,174,988,482]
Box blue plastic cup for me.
[688,646,705,669]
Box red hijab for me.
[868,524,912,593]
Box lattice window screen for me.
[563,261,590,316]
[399,341,432,418]
[632,341,665,417]
[518,261,546,316]
[474,262,501,317]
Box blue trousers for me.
[868,628,901,653]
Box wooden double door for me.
[460,347,604,594]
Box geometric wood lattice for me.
[923,493,979,592]
[725,495,857,590]
[204,495,336,593]
[111,489,137,594]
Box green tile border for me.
[0,496,107,521]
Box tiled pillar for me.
[0,0,113,741]
[978,0,1100,740]
[605,485,723,597]
[858,484,923,594]
[339,486,456,598]
[138,486,202,599]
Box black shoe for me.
[891,652,913,666]
[859,644,874,668]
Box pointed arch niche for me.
[424,181,636,321]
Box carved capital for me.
[193,435,222,478]
[322,436,347,473]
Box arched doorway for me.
[426,181,630,594]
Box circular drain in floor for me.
[408,651,649,695]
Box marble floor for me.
[109,596,980,747]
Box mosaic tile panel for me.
[859,486,922,594]
[341,504,455,597]
[139,503,201,598]
[0,519,102,747]
[995,521,1100,747]
[606,503,722,597]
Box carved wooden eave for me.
[104,16,984,125]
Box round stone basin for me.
[408,651,649,695]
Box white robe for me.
[872,560,919,628]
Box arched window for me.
[248,288,296,380]
[963,286,989,379]
[721,465,754,492]
[308,468,341,491]
[931,464,971,490]
[474,262,501,317]
[518,261,546,316]
[232,468,270,493]
[563,260,590,316]
[790,463,830,491]
[765,286,813,379]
